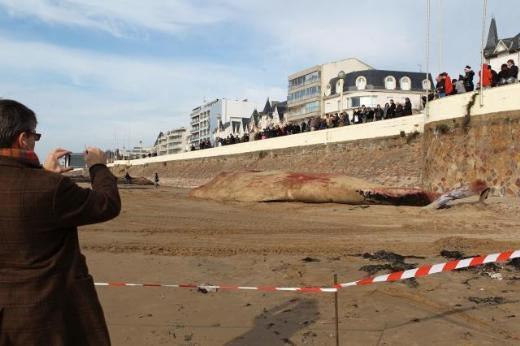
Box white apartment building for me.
[154,127,188,155]
[118,146,153,160]
[190,98,256,147]
[287,58,373,122]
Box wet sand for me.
[82,185,520,345]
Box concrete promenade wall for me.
[113,115,424,166]
[422,84,520,196]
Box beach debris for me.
[507,258,520,270]
[404,278,420,288]
[301,257,320,263]
[197,284,218,294]
[359,263,416,276]
[430,180,501,209]
[282,338,296,345]
[362,250,405,263]
[468,296,507,305]
[440,250,466,260]
[359,250,419,287]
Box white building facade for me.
[190,98,256,147]
[287,58,373,122]
[323,70,433,115]
[154,127,188,155]
[117,146,153,160]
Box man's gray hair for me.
[0,99,37,148]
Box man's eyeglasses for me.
[25,130,42,141]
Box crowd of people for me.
[202,98,414,149]
[435,59,518,98]
[193,60,519,151]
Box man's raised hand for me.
[43,148,73,174]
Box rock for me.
[301,257,320,263]
[468,296,507,305]
[440,250,465,259]
[359,263,415,276]
[507,258,520,270]
[362,250,405,263]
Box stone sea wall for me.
[422,110,520,196]
[111,134,423,188]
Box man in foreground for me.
[0,99,121,345]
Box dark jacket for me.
[0,158,121,345]
[387,104,396,118]
[510,65,519,79]
[498,69,510,81]
[403,100,412,116]
[436,78,446,94]
[395,104,404,117]
[463,70,475,92]
[490,69,499,86]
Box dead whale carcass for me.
[189,171,438,206]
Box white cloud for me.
[0,37,285,156]
[0,0,232,37]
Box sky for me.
[0,0,518,156]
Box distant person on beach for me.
[125,171,132,184]
[0,99,120,344]
[154,172,160,188]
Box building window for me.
[289,71,320,88]
[350,96,377,108]
[355,76,367,90]
[336,79,343,94]
[324,83,332,97]
[305,101,320,114]
[288,85,321,102]
[385,76,396,90]
[293,101,320,116]
[422,79,432,90]
[400,76,411,90]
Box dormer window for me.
[336,79,344,93]
[355,76,367,90]
[400,76,411,90]
[422,79,432,90]
[385,76,396,90]
[324,83,331,96]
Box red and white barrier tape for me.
[95,250,520,293]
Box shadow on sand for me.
[225,298,319,346]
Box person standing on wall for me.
[463,65,475,92]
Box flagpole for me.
[425,0,431,117]
[480,0,488,107]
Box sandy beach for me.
[81,185,520,345]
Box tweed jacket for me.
[0,156,120,345]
